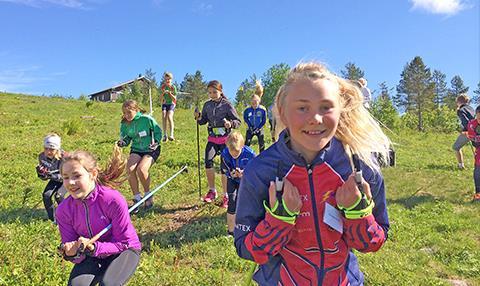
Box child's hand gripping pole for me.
[263,162,301,224]
[149,128,158,151]
[117,135,128,147]
[67,165,189,256]
[337,153,375,219]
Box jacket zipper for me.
[307,164,325,286]
[82,201,94,238]
[253,107,256,129]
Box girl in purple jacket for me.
[56,147,141,286]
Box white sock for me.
[134,193,142,201]
[458,163,465,168]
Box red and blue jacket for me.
[234,130,389,286]
[467,119,480,166]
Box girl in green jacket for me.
[118,100,162,211]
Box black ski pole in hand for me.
[351,153,365,194]
[195,106,202,199]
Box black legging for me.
[68,249,140,286]
[42,180,65,222]
[245,129,265,152]
[474,166,480,194]
[226,179,240,215]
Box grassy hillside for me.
[0,92,478,285]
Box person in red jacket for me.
[466,105,480,202]
[234,62,392,285]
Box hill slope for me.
[0,92,478,285]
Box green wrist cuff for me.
[338,195,362,211]
[343,199,375,219]
[263,200,298,225]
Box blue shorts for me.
[162,104,175,112]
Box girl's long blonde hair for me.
[274,61,391,170]
[61,146,127,189]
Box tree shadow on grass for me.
[135,204,201,218]
[425,163,459,171]
[0,207,47,224]
[140,212,226,252]
[388,192,437,209]
[94,139,116,146]
[161,159,192,170]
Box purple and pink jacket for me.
[234,130,389,286]
[56,184,141,264]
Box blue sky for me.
[0,0,478,101]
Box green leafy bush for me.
[370,96,400,130]
[62,119,83,135]
[399,106,458,132]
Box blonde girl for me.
[235,62,391,286]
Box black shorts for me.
[162,104,175,112]
[205,141,226,170]
[130,146,161,163]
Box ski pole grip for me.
[78,242,86,253]
[351,154,364,194]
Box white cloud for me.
[0,66,65,93]
[193,2,213,15]
[152,0,164,6]
[410,0,467,16]
[0,0,106,9]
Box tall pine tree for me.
[178,71,208,109]
[340,62,365,80]
[395,56,434,131]
[431,69,448,108]
[370,82,399,129]
[473,82,480,105]
[446,75,469,108]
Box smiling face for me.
[62,160,97,200]
[279,78,340,163]
[122,107,137,122]
[208,86,222,101]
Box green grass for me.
[0,92,479,286]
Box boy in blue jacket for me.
[221,132,255,235]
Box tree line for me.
[118,56,480,132]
